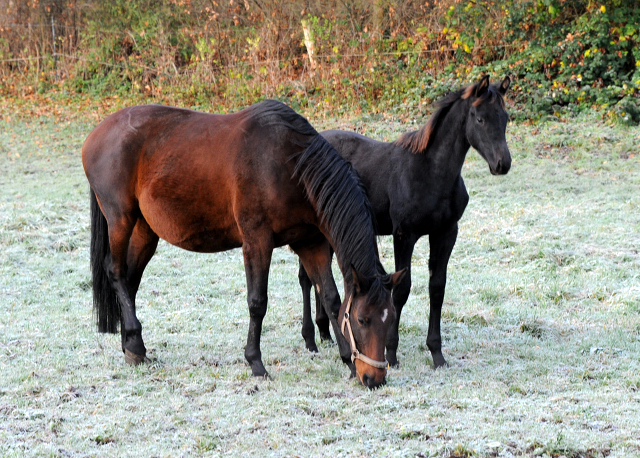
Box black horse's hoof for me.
[249,361,268,378]
[304,339,319,353]
[386,350,399,368]
[432,352,448,369]
[319,332,334,343]
[124,349,147,366]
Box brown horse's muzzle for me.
[356,361,387,389]
[341,293,389,389]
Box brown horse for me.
[82,100,404,388]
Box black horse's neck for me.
[395,95,472,192]
[423,97,471,179]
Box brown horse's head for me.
[339,267,406,389]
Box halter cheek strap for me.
[340,294,389,370]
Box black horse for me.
[299,75,512,368]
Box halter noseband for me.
[340,293,389,370]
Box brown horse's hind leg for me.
[122,217,159,361]
[104,213,148,364]
[242,236,274,378]
[291,237,356,378]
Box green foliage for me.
[70,0,192,95]
[500,0,640,117]
[2,0,640,122]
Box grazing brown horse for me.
[299,76,512,368]
[82,100,404,388]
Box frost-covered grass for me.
[0,113,639,457]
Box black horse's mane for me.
[249,99,388,300]
[395,82,506,155]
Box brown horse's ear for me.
[475,75,490,98]
[499,76,511,95]
[383,268,407,291]
[351,265,371,295]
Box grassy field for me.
[0,107,639,457]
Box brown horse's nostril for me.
[361,373,386,389]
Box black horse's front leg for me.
[299,260,334,350]
[298,261,318,352]
[427,224,458,368]
[242,238,274,378]
[387,231,417,367]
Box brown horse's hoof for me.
[124,349,147,365]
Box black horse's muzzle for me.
[490,148,511,175]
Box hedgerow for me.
[0,0,638,122]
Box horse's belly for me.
[140,196,243,253]
[171,228,243,253]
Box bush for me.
[0,0,639,122]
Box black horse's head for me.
[463,75,512,175]
[339,267,406,389]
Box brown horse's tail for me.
[90,189,120,333]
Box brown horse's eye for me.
[357,317,367,326]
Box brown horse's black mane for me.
[395,82,506,155]
[250,100,387,298]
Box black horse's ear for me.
[499,76,511,95]
[475,75,490,98]
[351,265,371,295]
[383,268,407,291]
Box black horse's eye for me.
[477,117,484,124]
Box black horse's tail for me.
[90,189,120,333]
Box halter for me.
[340,293,389,370]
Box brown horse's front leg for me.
[292,238,356,378]
[242,238,273,378]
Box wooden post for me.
[51,15,57,73]
[301,19,316,72]
[373,0,388,38]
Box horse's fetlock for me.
[426,338,442,352]
[244,347,261,363]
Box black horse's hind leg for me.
[242,237,274,378]
[104,213,147,364]
[427,224,458,369]
[299,262,318,352]
[292,238,355,378]
[122,217,159,359]
[386,231,417,367]
[299,261,334,352]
